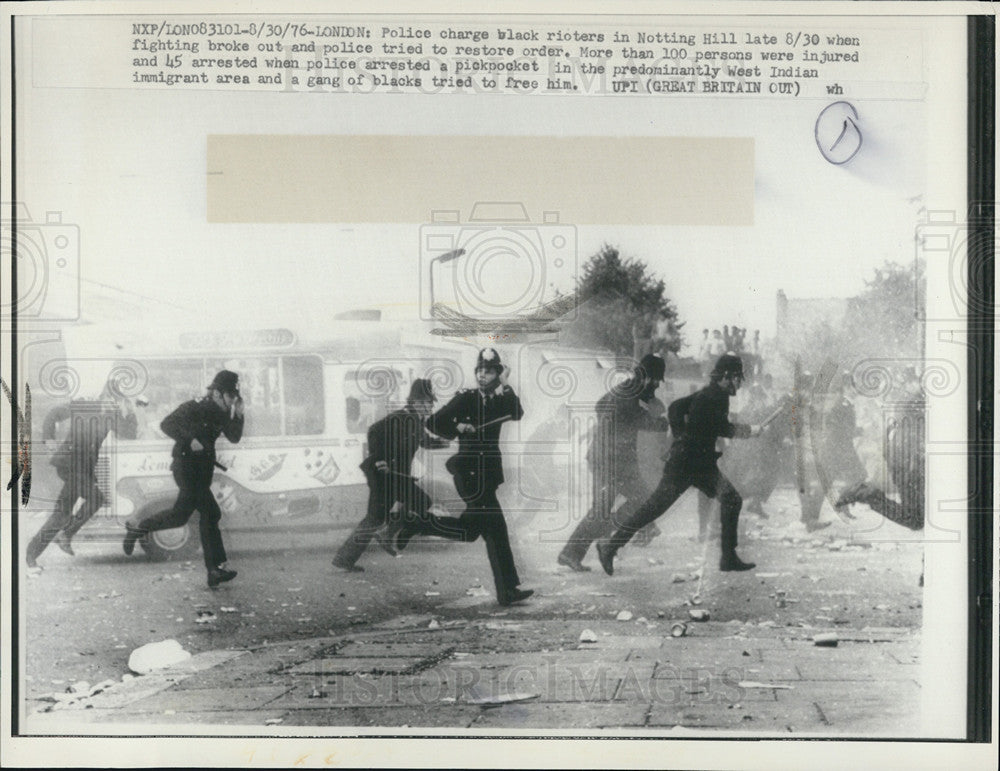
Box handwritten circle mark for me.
[815,101,862,165]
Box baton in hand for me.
[382,468,417,480]
[759,403,788,430]
[478,414,514,430]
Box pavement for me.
[26,580,921,736]
[20,482,928,737]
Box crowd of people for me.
[695,325,763,378]
[26,341,925,607]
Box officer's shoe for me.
[557,551,591,572]
[632,523,661,547]
[207,566,238,587]
[332,558,364,573]
[498,588,534,606]
[719,552,755,572]
[834,481,871,509]
[374,527,398,557]
[55,532,75,556]
[595,540,616,576]
[122,526,142,556]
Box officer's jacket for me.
[668,381,751,468]
[161,397,244,466]
[427,385,523,485]
[586,378,669,469]
[44,400,138,472]
[359,406,446,478]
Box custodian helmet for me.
[710,354,744,380]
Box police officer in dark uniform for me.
[391,348,532,606]
[332,378,446,572]
[557,354,670,572]
[597,353,762,575]
[123,370,244,588]
[26,385,138,568]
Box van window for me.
[133,354,324,439]
[283,355,324,435]
[139,359,205,439]
[207,357,282,437]
[343,368,402,435]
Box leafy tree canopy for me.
[562,244,683,356]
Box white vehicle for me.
[26,320,670,561]
[29,322,464,560]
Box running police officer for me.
[26,382,138,568]
[557,354,670,572]
[597,353,762,575]
[123,370,244,588]
[391,348,532,606]
[332,378,446,572]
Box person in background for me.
[26,381,138,568]
[123,370,244,588]
[331,378,446,572]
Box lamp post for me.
[428,248,465,316]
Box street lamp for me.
[428,248,465,316]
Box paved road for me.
[20,486,924,735]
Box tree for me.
[843,260,925,361]
[775,259,926,383]
[561,244,683,356]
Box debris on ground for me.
[127,639,191,674]
[465,688,540,706]
[813,633,839,647]
[688,609,710,622]
[579,629,598,643]
[739,681,794,690]
[615,610,633,622]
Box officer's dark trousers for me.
[607,460,744,558]
[27,465,104,561]
[407,472,520,599]
[135,461,226,570]
[560,465,649,562]
[334,471,432,567]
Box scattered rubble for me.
[127,639,191,674]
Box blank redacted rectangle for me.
[206,135,753,225]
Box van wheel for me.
[139,521,200,561]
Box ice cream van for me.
[27,322,467,560]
